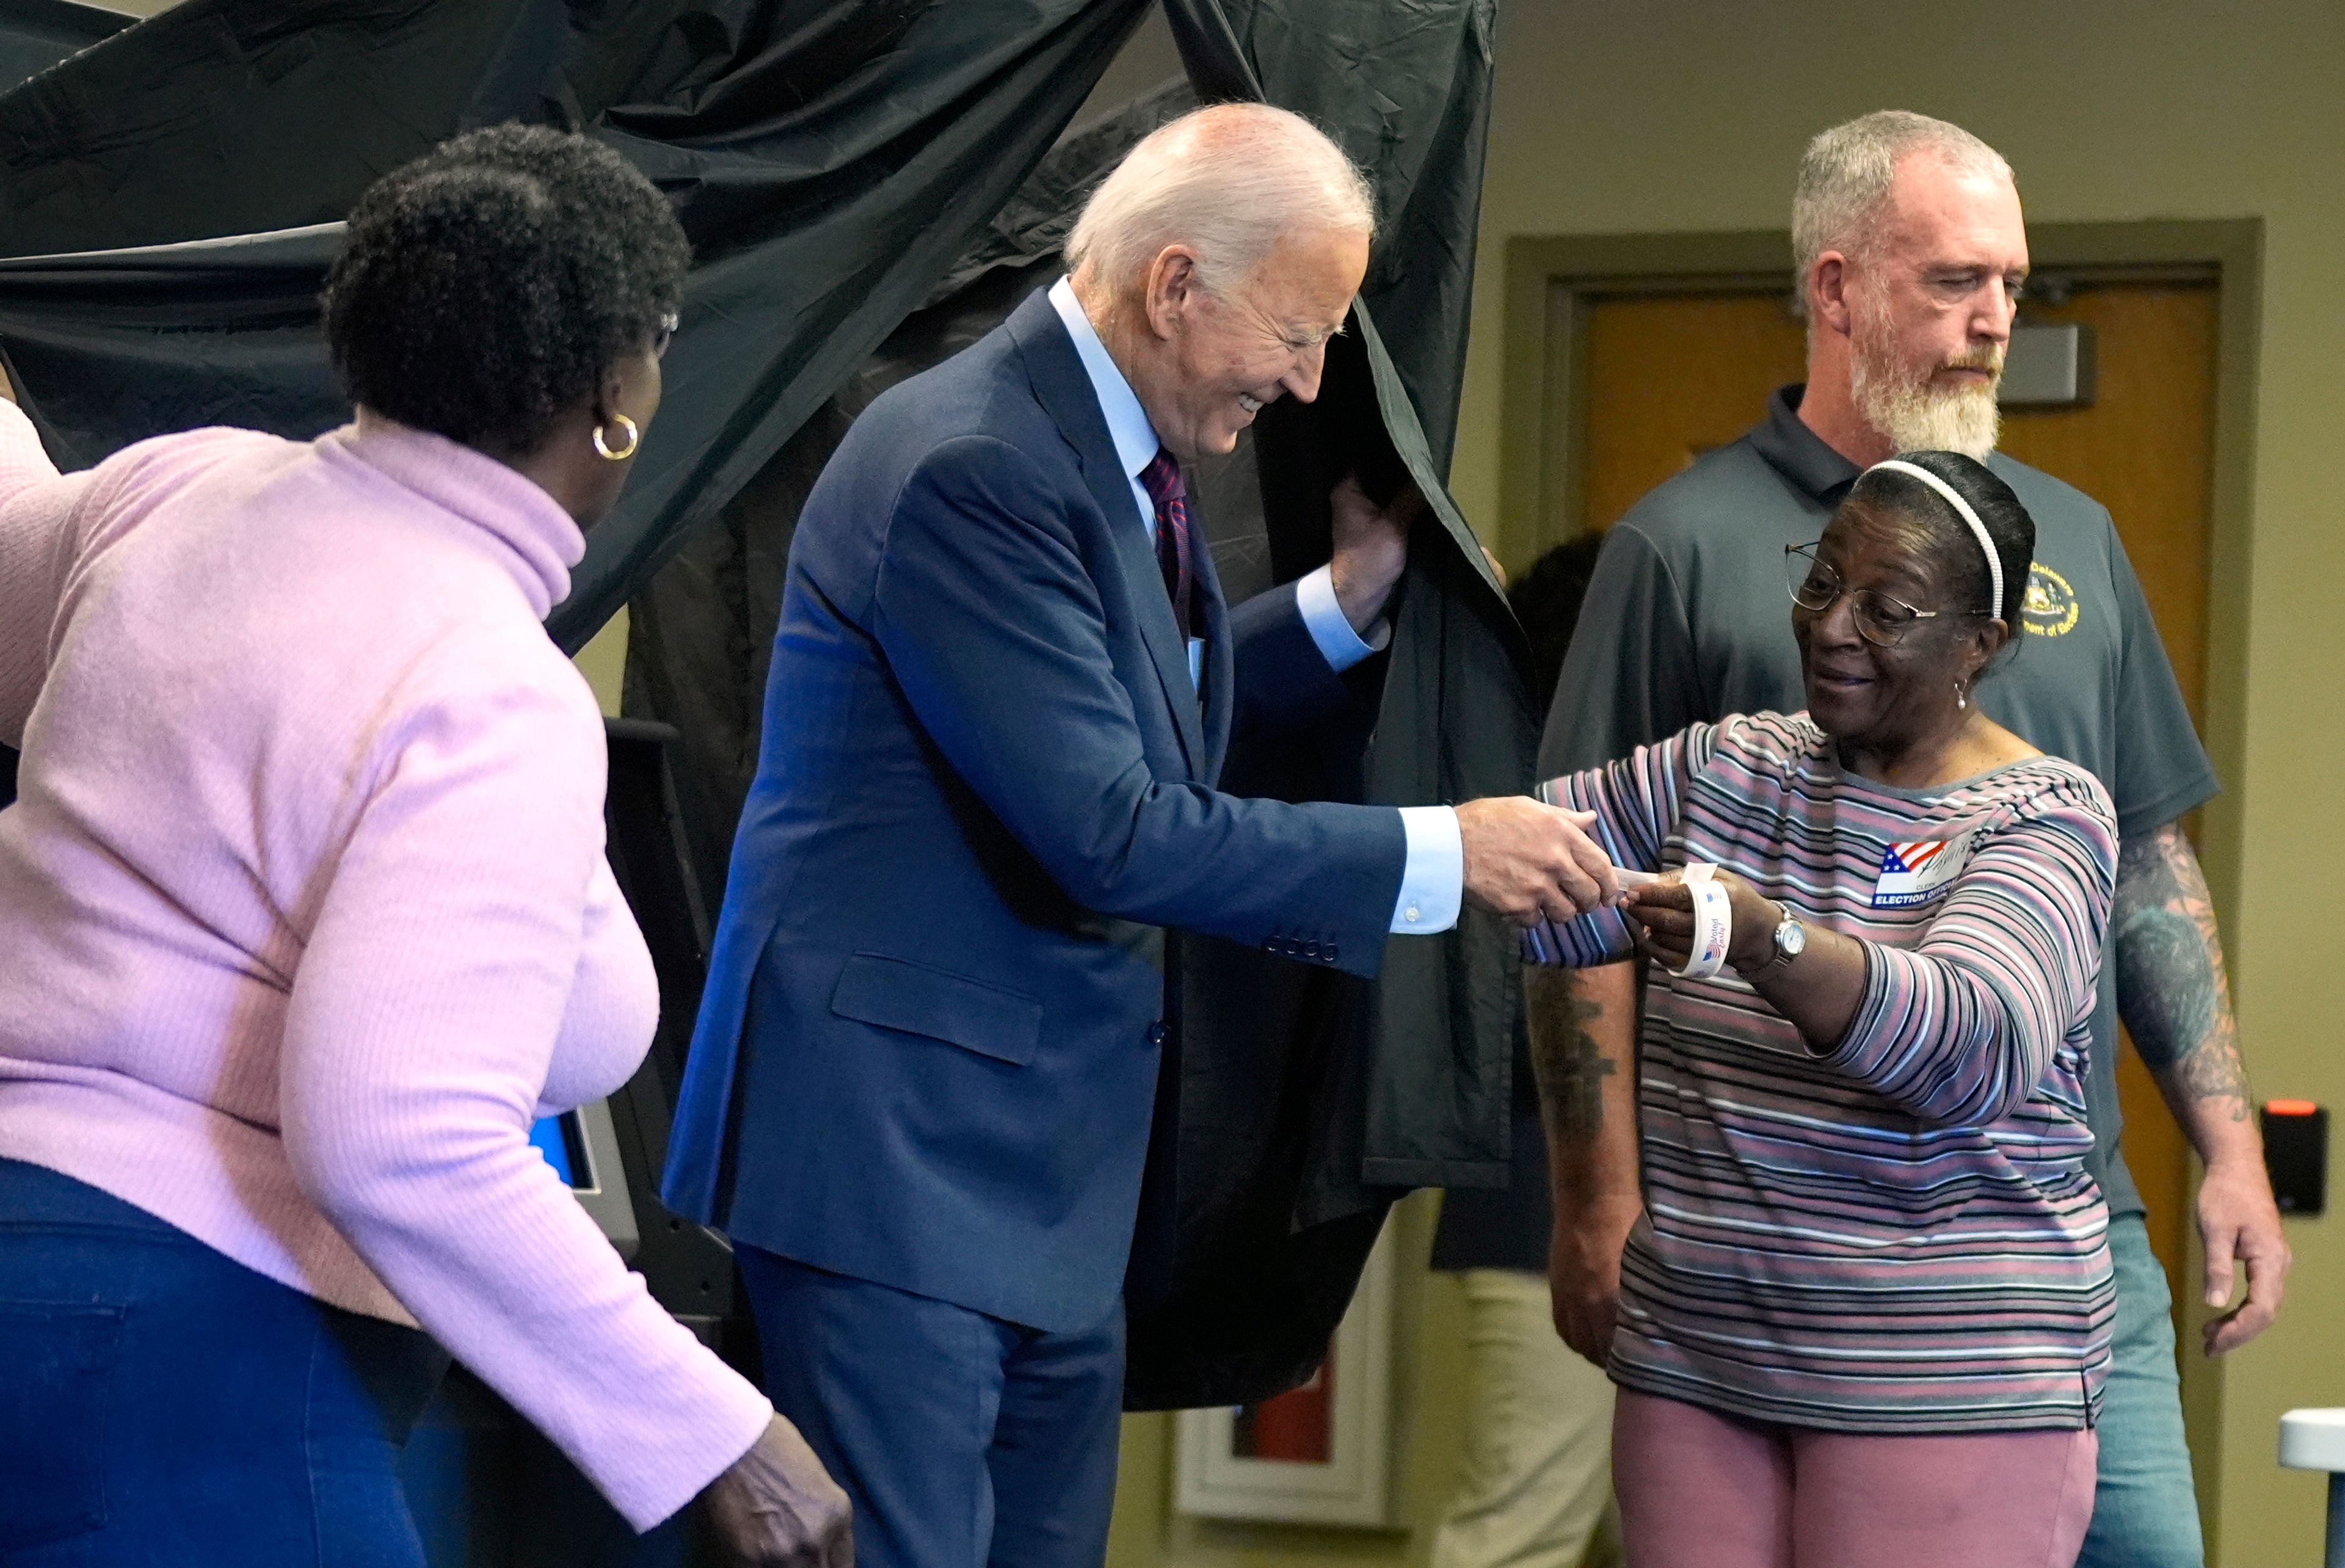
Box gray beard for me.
[1848,325,2001,460]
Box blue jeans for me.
[0,1158,449,1566]
[2076,1211,2206,1568]
[738,1247,1125,1568]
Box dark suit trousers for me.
[738,1247,1125,1568]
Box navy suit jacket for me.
[663,289,1411,1332]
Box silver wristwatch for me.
[1749,904,1806,976]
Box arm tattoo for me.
[1526,970,1615,1142]
[2112,821,2250,1117]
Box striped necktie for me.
[1138,447,1194,641]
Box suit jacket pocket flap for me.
[831,953,1042,1065]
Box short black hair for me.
[1508,531,1607,712]
[1847,450,2035,631]
[322,124,689,455]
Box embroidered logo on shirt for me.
[1872,833,1974,908]
[2020,562,2080,637]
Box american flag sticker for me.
[1872,832,1974,909]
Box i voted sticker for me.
[1872,832,1974,909]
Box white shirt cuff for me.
[1296,563,1390,673]
[1391,805,1464,935]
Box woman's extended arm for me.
[1627,793,2115,1128]
[277,633,774,1533]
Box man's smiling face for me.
[1130,223,1367,460]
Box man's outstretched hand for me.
[1328,473,1425,632]
[1456,797,1621,927]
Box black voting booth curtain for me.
[0,0,1161,647]
[1141,0,1529,1407]
[0,0,1524,1406]
[0,0,123,91]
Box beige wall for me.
[573,608,628,717]
[1118,2,2345,1566]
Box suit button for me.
[1323,945,1339,964]
[1146,1022,1166,1047]
[1303,940,1322,959]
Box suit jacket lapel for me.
[1006,289,1206,775]
[1188,500,1236,783]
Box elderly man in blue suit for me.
[664,103,1616,1568]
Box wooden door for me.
[1564,279,2223,1327]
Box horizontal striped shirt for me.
[1527,713,2117,1432]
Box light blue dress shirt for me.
[1046,278,1463,937]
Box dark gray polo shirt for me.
[1542,383,2217,1219]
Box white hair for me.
[1791,111,2013,319]
[1066,103,1375,297]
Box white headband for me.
[1861,459,2003,619]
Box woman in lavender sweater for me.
[1525,454,2117,1567]
[0,128,846,1566]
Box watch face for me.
[1777,919,1807,957]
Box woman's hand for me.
[701,1415,854,1568]
[1627,869,1869,1051]
[1622,868,1781,973]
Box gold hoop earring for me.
[593,413,639,462]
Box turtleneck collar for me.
[318,417,585,620]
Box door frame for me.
[1496,219,2263,1541]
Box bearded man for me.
[1494,111,2287,1568]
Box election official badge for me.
[2020,562,2080,637]
[1872,833,1975,909]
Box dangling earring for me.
[592,413,639,462]
[1955,682,1968,711]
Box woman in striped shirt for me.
[1527,451,2115,1567]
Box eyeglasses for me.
[1784,542,1955,647]
[652,311,680,360]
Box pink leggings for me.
[1612,1389,2098,1568]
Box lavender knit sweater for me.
[0,401,769,1529]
